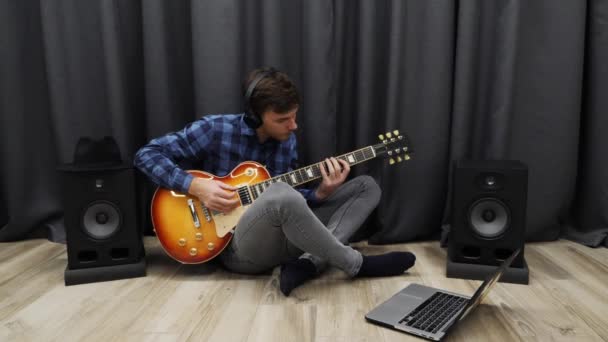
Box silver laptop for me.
[365,249,521,341]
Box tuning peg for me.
[393,130,400,136]
[395,148,401,154]
[389,158,396,165]
[386,132,392,138]
[403,146,408,152]
[378,134,385,141]
[397,156,403,162]
[404,154,411,160]
[387,151,393,156]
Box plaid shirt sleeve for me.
[134,118,215,193]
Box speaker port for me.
[78,250,98,262]
[462,246,481,259]
[111,248,129,260]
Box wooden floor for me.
[1,237,607,342]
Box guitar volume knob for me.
[189,248,198,256]
[178,238,186,247]
[195,232,203,241]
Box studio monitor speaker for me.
[0,201,7,228]
[59,137,146,285]
[447,160,529,284]
[0,188,8,228]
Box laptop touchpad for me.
[366,289,427,325]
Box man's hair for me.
[243,67,300,117]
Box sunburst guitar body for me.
[151,129,412,264]
[151,162,270,264]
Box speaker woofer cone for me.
[468,198,510,239]
[82,201,121,239]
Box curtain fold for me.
[0,0,59,241]
[567,0,608,247]
[1,0,606,247]
[508,0,586,241]
[332,1,457,242]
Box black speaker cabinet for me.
[447,160,529,284]
[59,164,146,285]
[0,197,8,228]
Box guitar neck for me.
[243,145,377,202]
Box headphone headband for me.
[245,69,275,108]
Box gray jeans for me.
[219,175,381,277]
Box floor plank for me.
[1,238,607,342]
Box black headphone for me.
[243,68,277,128]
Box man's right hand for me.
[188,178,239,213]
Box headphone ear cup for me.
[244,111,262,128]
[244,69,275,129]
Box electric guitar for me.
[151,130,412,264]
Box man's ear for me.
[258,109,269,123]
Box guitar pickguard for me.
[212,205,251,237]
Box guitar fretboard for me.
[237,146,376,205]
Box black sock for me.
[355,252,416,277]
[279,258,317,296]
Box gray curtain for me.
[1,0,606,247]
[568,0,608,247]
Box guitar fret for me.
[293,170,300,183]
[297,169,305,183]
[316,163,322,175]
[355,150,363,162]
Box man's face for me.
[257,107,298,142]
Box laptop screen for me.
[456,248,521,321]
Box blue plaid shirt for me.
[134,113,317,203]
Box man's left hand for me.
[315,157,350,201]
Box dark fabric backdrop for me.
[1,0,607,247]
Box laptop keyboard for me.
[399,292,468,334]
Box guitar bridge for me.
[187,199,201,228]
[201,204,212,222]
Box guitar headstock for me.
[372,129,413,165]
